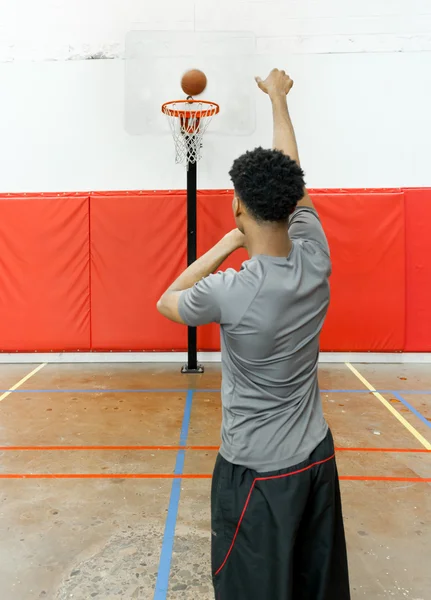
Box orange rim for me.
[162,99,220,120]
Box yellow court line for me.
[0,363,47,402]
[345,362,431,451]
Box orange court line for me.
[0,473,429,482]
[0,473,212,479]
[337,447,430,453]
[0,445,429,453]
[339,476,431,482]
[0,445,211,451]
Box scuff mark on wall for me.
[2,34,431,63]
[67,44,122,61]
[0,43,123,63]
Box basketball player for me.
[157,68,350,600]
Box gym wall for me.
[0,1,430,353]
[1,1,430,191]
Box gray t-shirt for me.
[178,207,331,472]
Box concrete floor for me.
[0,362,430,600]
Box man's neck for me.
[245,222,292,259]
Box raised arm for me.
[255,69,314,210]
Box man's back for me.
[179,206,331,471]
[218,207,331,471]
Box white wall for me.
[1,0,430,192]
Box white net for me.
[162,101,219,166]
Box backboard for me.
[124,31,256,136]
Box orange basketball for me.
[181,69,207,97]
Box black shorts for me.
[211,429,350,600]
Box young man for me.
[157,69,350,600]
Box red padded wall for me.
[90,192,187,350]
[197,191,406,352]
[0,188,429,352]
[404,189,431,351]
[0,195,90,351]
[316,192,405,351]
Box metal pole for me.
[181,158,204,374]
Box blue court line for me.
[0,388,196,394]
[153,389,194,600]
[0,387,411,393]
[321,389,375,393]
[2,388,431,395]
[391,391,431,430]
[0,388,221,394]
[379,390,431,395]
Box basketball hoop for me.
[162,99,219,165]
[161,97,219,374]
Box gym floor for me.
[0,363,430,600]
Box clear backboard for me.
[124,31,256,136]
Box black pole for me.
[181,158,204,374]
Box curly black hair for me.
[229,147,305,222]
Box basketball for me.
[181,69,207,97]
